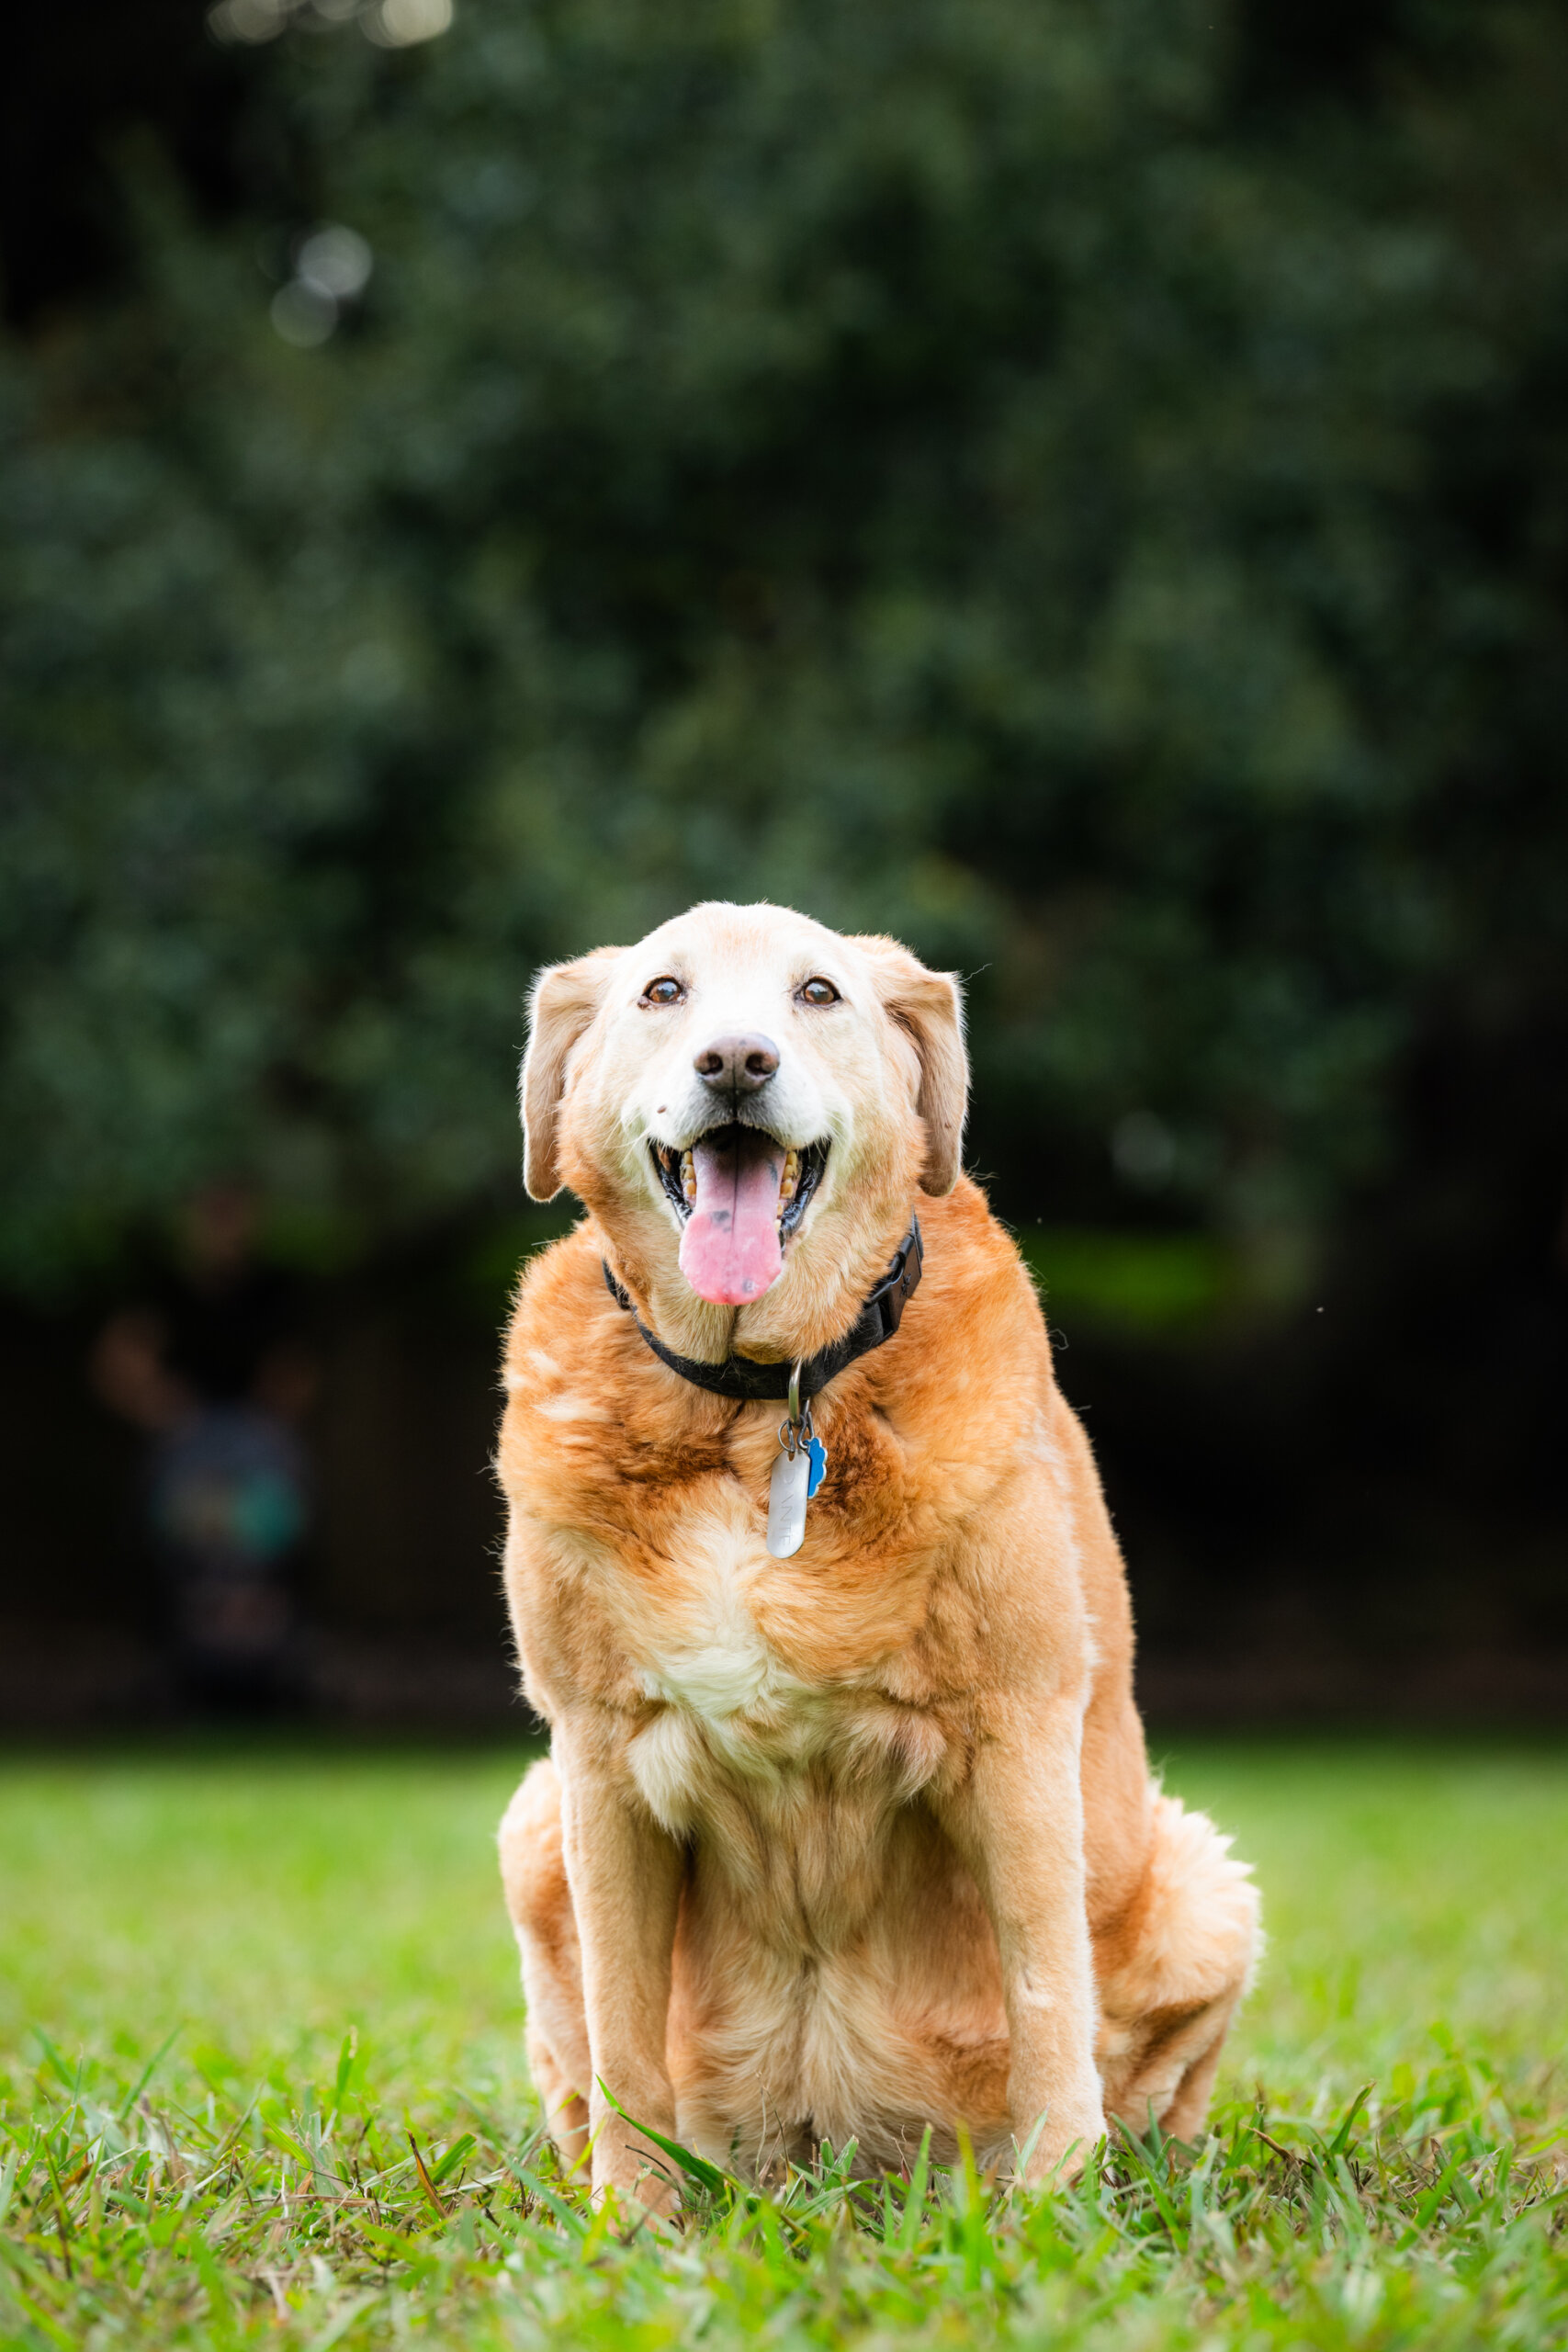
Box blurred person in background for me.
[91,1184,316,1713]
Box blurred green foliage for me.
[1020,1227,1231,1334]
[3,0,1567,1288]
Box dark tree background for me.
[2,0,1565,1720]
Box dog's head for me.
[521,902,966,1347]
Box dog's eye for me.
[640,976,685,1007]
[798,977,840,1007]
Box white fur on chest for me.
[597,1493,947,1839]
[613,1498,835,1829]
[626,1498,807,1726]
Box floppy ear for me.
[520,947,623,1201]
[852,937,969,1195]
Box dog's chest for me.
[621,1488,812,1723]
[607,1486,954,1847]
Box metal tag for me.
[767,1445,811,1558]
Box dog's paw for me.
[590,2131,684,2227]
[1012,2097,1107,2188]
[595,2178,683,2237]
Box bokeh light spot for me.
[208,0,290,41]
[297,226,374,301]
[367,0,454,46]
[270,280,337,347]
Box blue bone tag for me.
[806,1436,828,1498]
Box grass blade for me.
[897,2125,932,2251]
[595,2081,734,2199]
[117,2028,182,2122]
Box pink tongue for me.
[678,1128,784,1306]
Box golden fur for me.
[496,902,1258,2206]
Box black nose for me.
[694,1033,780,1094]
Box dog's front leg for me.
[937,1691,1106,2182]
[554,1713,685,2214]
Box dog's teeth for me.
[777,1148,800,1225]
[681,1149,696,1203]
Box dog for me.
[496,901,1258,2208]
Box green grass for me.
[1,1739,1564,2348]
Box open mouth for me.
[649,1124,829,1306]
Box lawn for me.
[0,1738,1563,2348]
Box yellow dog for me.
[497,901,1258,2207]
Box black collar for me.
[603,1217,922,1405]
